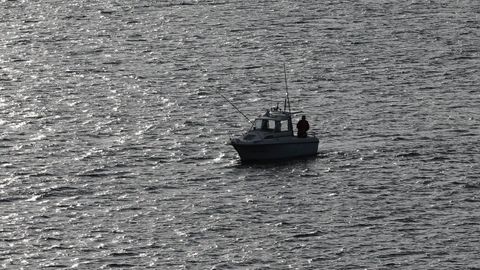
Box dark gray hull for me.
[231,138,319,162]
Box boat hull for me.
[231,138,319,162]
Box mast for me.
[283,64,291,113]
[283,64,294,135]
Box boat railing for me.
[308,131,317,138]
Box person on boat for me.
[296,115,310,138]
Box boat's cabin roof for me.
[258,107,291,118]
[256,107,292,120]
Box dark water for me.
[1,0,479,269]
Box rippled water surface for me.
[1,0,479,269]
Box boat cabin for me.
[246,107,294,139]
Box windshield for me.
[254,119,290,132]
[254,119,264,130]
[254,119,275,131]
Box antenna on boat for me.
[217,90,251,123]
[283,63,291,113]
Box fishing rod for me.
[217,90,252,123]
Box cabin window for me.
[267,120,275,130]
[254,119,276,131]
[254,120,263,130]
[254,119,270,130]
[280,120,290,132]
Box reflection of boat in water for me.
[230,106,319,162]
[226,65,319,162]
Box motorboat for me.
[222,65,319,162]
[230,105,319,162]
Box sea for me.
[1,0,479,269]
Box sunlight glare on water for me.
[1,0,479,269]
